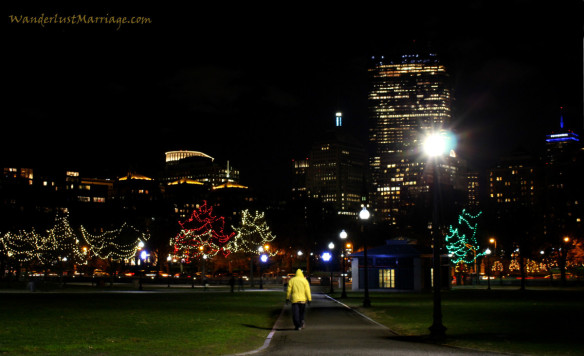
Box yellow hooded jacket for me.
[286,269,312,303]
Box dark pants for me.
[291,302,306,329]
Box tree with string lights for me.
[445,209,485,272]
[170,201,235,263]
[228,209,277,256]
[228,209,277,286]
[80,222,149,280]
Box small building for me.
[351,240,447,291]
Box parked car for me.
[93,269,109,277]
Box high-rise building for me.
[305,112,368,216]
[368,53,454,225]
[542,111,583,240]
[290,158,309,201]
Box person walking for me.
[286,269,312,330]
[229,274,235,293]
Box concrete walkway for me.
[253,292,502,356]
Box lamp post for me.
[359,206,371,307]
[167,255,172,288]
[340,229,348,298]
[258,246,264,289]
[322,250,332,293]
[202,254,208,290]
[423,131,454,339]
[139,249,148,291]
[260,253,268,289]
[489,238,497,256]
[560,237,570,286]
[485,248,492,290]
[328,242,335,294]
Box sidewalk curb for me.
[323,294,400,336]
[231,301,287,355]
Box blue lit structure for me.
[545,132,580,143]
[545,114,580,143]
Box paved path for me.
[252,293,501,356]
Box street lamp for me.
[138,249,149,291]
[424,130,455,339]
[489,238,497,257]
[260,253,268,289]
[328,242,335,294]
[322,249,333,293]
[485,248,492,290]
[561,237,570,285]
[340,230,348,298]
[167,255,172,288]
[359,206,371,307]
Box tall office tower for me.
[290,158,309,201]
[368,53,453,225]
[306,112,368,216]
[486,151,543,251]
[466,171,480,208]
[542,111,583,240]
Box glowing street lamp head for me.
[340,229,348,239]
[322,252,332,262]
[328,242,335,250]
[260,254,268,263]
[423,131,456,157]
[359,206,370,220]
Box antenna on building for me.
[335,112,343,127]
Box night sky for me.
[5,1,583,199]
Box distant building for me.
[305,113,368,216]
[290,158,309,201]
[161,150,239,187]
[368,52,457,225]
[488,152,539,208]
[486,151,542,252]
[466,171,480,208]
[542,112,583,240]
[161,150,253,219]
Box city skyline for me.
[5,2,582,199]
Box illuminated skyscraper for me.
[542,111,583,239]
[306,112,368,215]
[368,53,453,224]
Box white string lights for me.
[0,213,149,264]
[228,209,277,256]
[80,223,149,260]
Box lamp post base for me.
[363,297,371,307]
[429,323,447,339]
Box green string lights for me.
[445,209,484,264]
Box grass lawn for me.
[330,287,584,355]
[0,286,285,355]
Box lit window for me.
[379,269,395,288]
